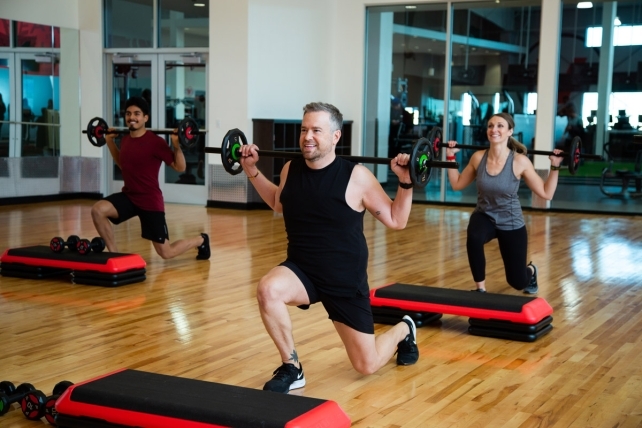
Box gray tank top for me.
[474,150,525,230]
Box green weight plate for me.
[409,137,432,188]
[221,128,248,176]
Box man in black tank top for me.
[239,102,419,393]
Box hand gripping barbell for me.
[204,129,460,188]
[427,127,603,175]
[82,117,205,149]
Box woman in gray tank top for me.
[444,113,563,294]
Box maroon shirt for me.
[119,131,175,212]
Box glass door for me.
[107,53,207,205]
[17,52,60,160]
[159,53,207,204]
[0,52,59,159]
[108,54,156,195]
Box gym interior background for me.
[0,0,640,213]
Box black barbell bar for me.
[204,128,459,188]
[427,127,603,176]
[82,116,205,149]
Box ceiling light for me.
[194,1,205,6]
[577,2,593,8]
[405,5,417,9]
[614,17,621,26]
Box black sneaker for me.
[523,262,538,294]
[471,288,486,293]
[396,315,419,365]
[263,363,305,393]
[196,233,210,260]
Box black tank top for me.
[280,157,369,297]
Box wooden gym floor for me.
[1,200,642,427]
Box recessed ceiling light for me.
[405,5,417,9]
[577,2,593,8]
[194,1,205,6]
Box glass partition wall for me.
[364,1,642,215]
[0,22,60,160]
[104,0,209,205]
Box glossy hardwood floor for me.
[1,200,642,427]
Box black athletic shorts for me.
[280,260,375,334]
[103,192,169,244]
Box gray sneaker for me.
[263,363,305,393]
[523,262,538,294]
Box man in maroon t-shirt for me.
[91,96,210,260]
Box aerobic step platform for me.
[0,246,146,287]
[370,283,553,342]
[54,369,351,428]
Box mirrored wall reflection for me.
[0,19,11,47]
[365,1,642,215]
[0,20,61,160]
[364,2,541,205]
[446,2,541,206]
[21,57,60,158]
[364,4,448,196]
[15,22,59,48]
[553,0,642,211]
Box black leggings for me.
[467,211,533,290]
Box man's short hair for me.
[303,102,343,132]
[125,96,150,116]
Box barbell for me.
[82,117,204,149]
[427,127,603,175]
[203,128,460,188]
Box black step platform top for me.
[373,283,536,313]
[6,246,132,265]
[63,369,335,428]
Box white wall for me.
[248,0,334,120]
[208,0,249,167]
[78,0,104,158]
